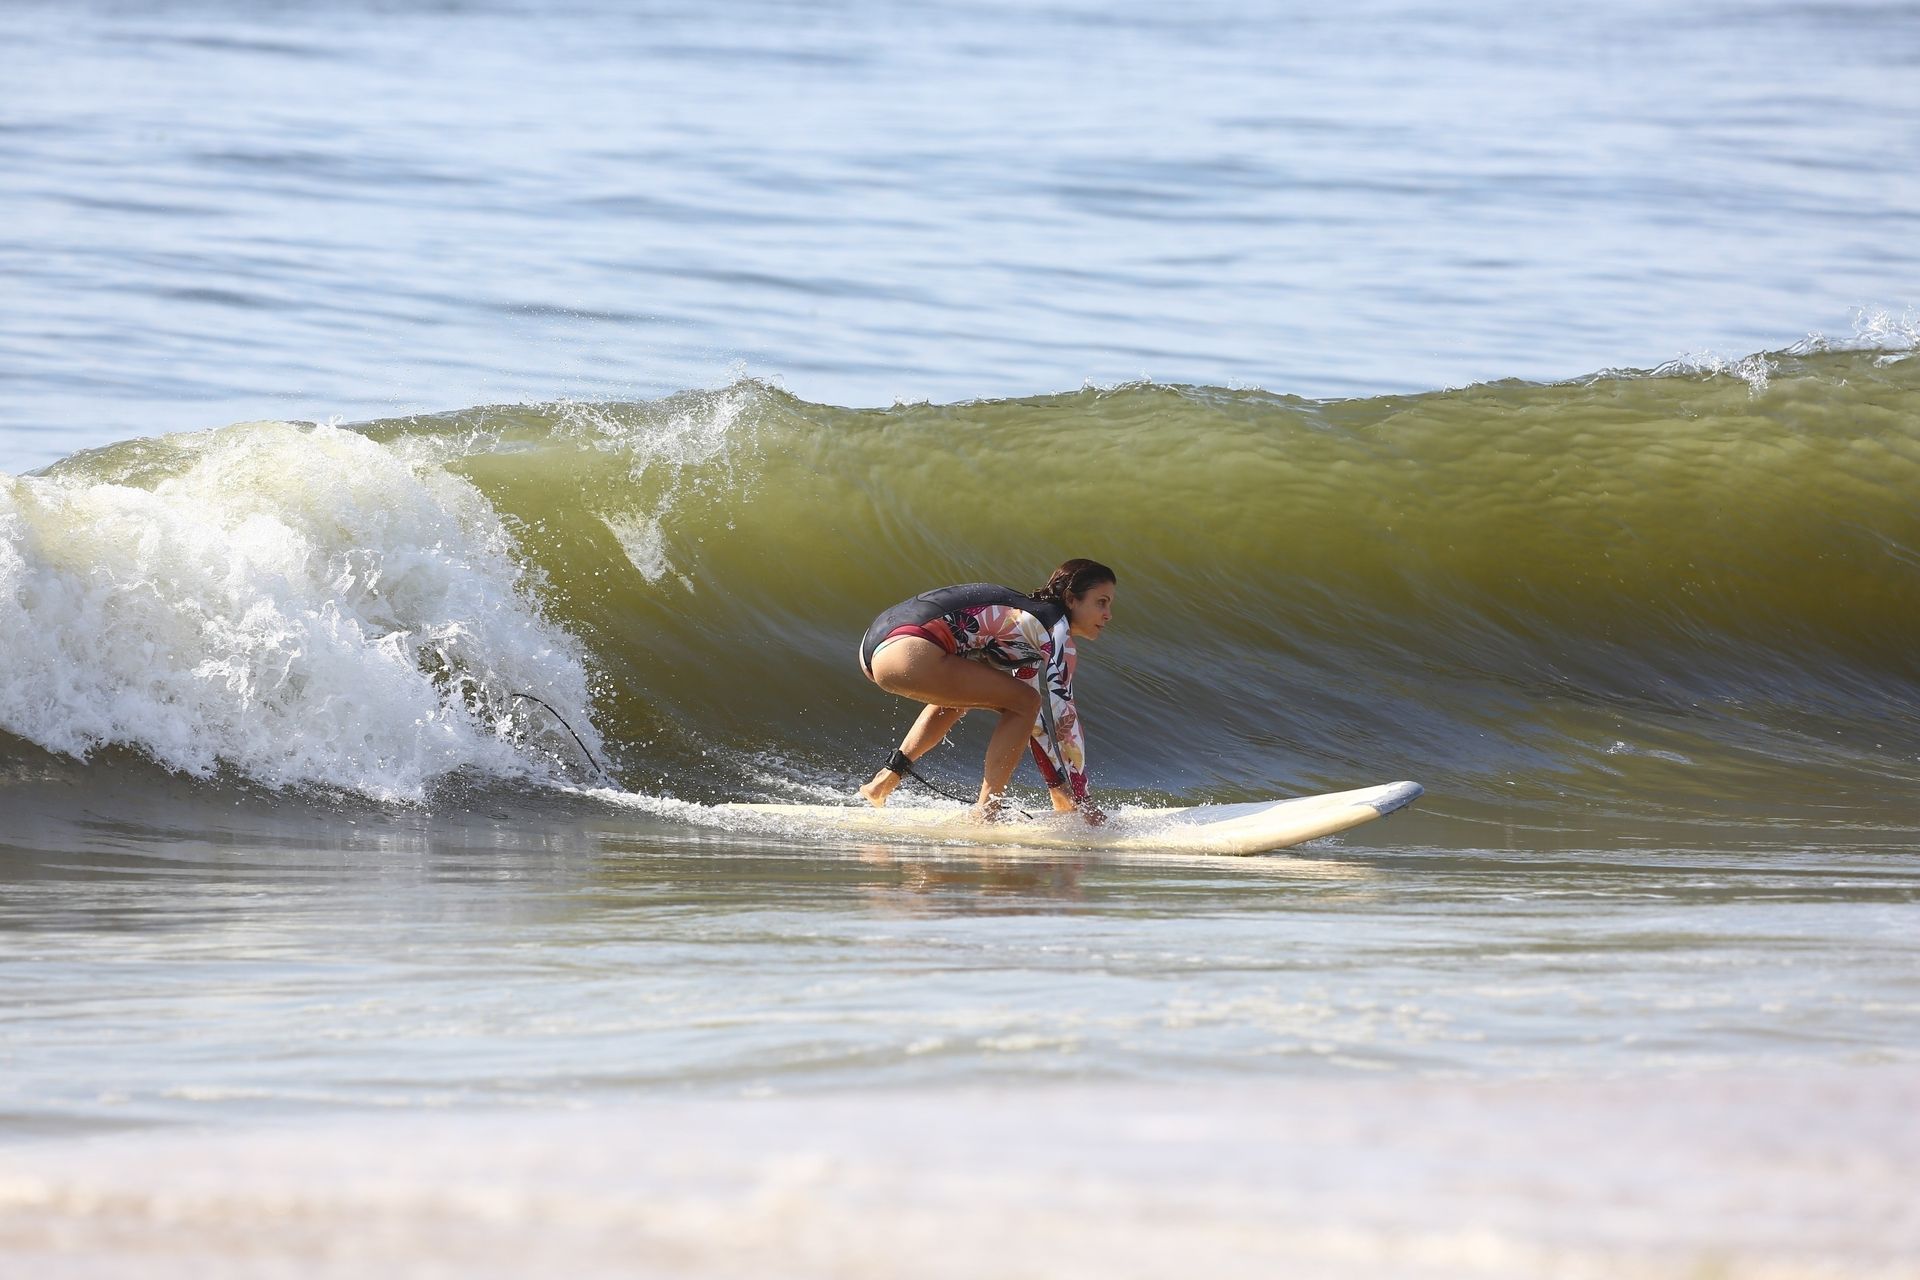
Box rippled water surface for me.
[4,0,1918,471]
[2,774,1915,1132]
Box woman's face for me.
[1065,580,1116,641]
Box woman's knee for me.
[997,681,1042,718]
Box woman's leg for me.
[858,702,964,806]
[903,702,967,757]
[859,638,1041,812]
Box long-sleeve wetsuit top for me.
[860,583,1087,801]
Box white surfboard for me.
[719,781,1423,856]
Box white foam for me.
[1651,349,1777,394]
[603,511,677,585]
[0,421,598,801]
[554,384,758,591]
[1828,305,1920,354]
[1650,309,1920,396]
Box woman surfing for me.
[856,559,1116,823]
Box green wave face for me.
[15,347,1920,814]
[406,349,1920,810]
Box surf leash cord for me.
[884,748,1034,821]
[511,692,615,787]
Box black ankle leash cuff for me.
[877,748,1033,819]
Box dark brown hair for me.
[1030,558,1116,607]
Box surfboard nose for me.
[1369,781,1424,817]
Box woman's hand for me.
[1051,787,1105,826]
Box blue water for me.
[4,8,1919,1271]
[4,0,1917,473]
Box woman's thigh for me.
[869,639,1037,713]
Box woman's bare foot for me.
[858,768,900,807]
[971,793,1008,823]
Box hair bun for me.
[1030,558,1116,605]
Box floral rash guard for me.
[859,583,1088,801]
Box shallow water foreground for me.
[3,770,1918,1276]
[5,1074,1916,1280]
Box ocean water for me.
[4,1,1920,1276]
[5,0,1919,473]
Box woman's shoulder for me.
[918,582,1033,612]
[896,583,1064,628]
[967,585,1067,629]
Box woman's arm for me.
[1016,613,1095,820]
